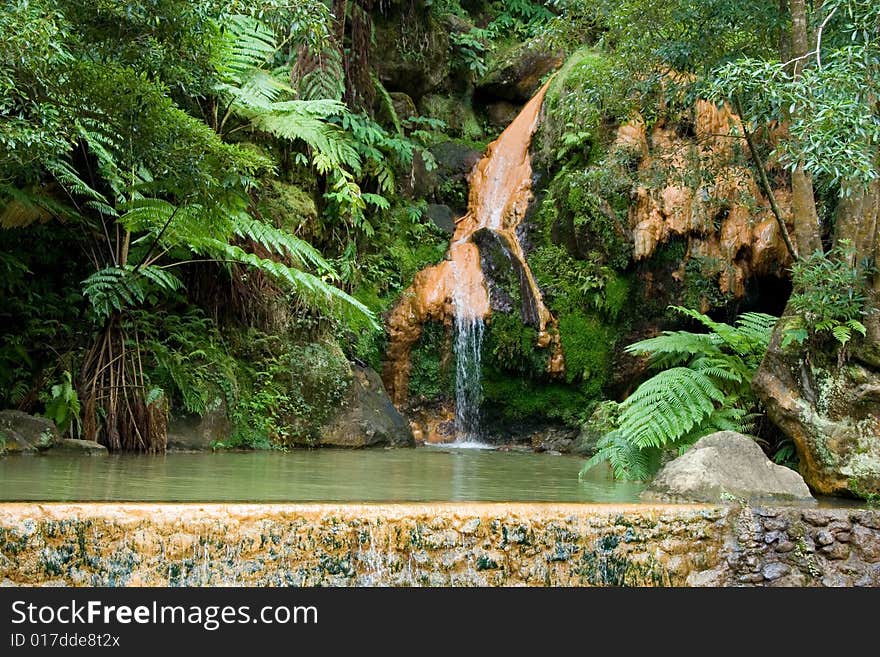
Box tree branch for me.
[733,95,799,261]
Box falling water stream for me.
[383,81,563,443]
[451,259,485,442]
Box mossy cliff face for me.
[2,503,879,586]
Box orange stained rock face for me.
[382,82,561,406]
[623,98,794,301]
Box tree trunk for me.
[788,0,823,256]
[791,164,823,255]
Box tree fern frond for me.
[82,265,183,319]
[296,47,345,101]
[218,14,276,77]
[581,431,659,481]
[618,367,724,449]
[251,101,361,171]
[625,330,716,368]
[231,214,335,275]
[48,159,114,210]
[196,240,377,329]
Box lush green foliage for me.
[707,0,880,188]
[785,241,868,348]
[0,0,437,448]
[582,307,778,480]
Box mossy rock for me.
[476,41,563,103]
[0,410,59,453]
[420,96,486,142]
[318,365,415,448]
[257,180,317,233]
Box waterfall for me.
[382,80,564,444]
[451,259,485,441]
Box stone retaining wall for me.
[0,503,877,586]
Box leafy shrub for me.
[557,311,613,394]
[785,241,868,349]
[484,313,546,376]
[408,321,453,401]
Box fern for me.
[197,240,377,329]
[583,306,778,480]
[618,368,725,450]
[82,265,183,319]
[231,213,334,274]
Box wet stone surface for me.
[1,504,878,587]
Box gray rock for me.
[167,398,230,451]
[0,410,59,453]
[425,204,455,235]
[530,427,577,453]
[641,432,814,504]
[775,540,796,553]
[51,439,107,455]
[821,542,850,560]
[822,574,853,587]
[686,567,726,587]
[803,510,832,526]
[430,141,482,180]
[762,517,787,531]
[850,526,880,563]
[762,562,791,580]
[389,92,417,124]
[851,511,880,530]
[314,365,414,448]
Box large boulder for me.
[754,317,880,498]
[642,432,814,503]
[430,141,482,181]
[425,204,455,235]
[167,398,231,451]
[0,410,59,453]
[315,365,415,448]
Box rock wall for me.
[1,503,877,586]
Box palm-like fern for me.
[581,306,777,480]
[214,15,361,174]
[115,197,377,328]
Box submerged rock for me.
[642,431,813,503]
[315,365,414,448]
[0,410,59,453]
[51,439,108,455]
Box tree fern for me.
[582,306,778,480]
[196,240,377,329]
[618,367,725,450]
[82,265,183,319]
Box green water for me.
[0,447,644,502]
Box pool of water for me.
[0,447,645,502]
